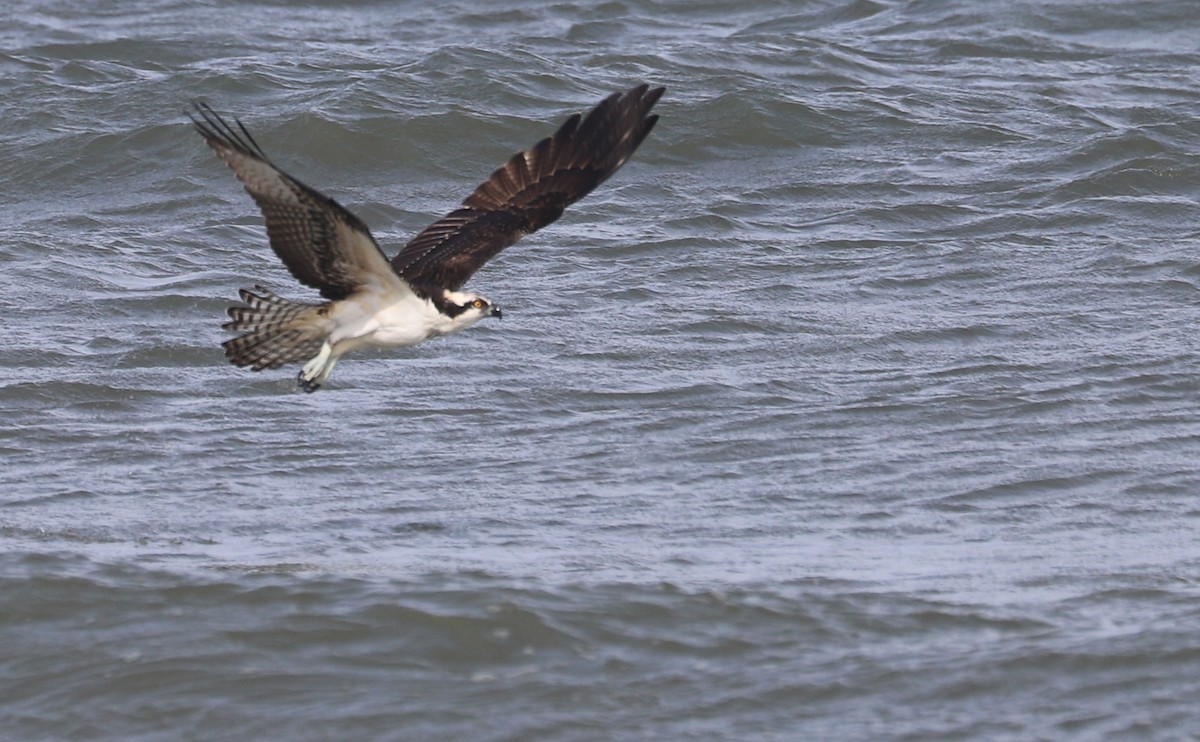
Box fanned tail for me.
[222,286,330,371]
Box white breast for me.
[326,284,487,355]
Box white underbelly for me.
[329,291,441,352]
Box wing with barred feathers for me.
[190,102,398,301]
[390,84,664,291]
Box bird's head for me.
[441,289,502,331]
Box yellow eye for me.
[471,299,486,309]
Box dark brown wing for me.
[190,102,397,301]
[391,84,664,291]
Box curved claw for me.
[297,370,322,393]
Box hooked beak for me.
[490,306,502,320]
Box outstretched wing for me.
[391,84,664,291]
[190,102,396,301]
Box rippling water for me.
[4,0,1200,739]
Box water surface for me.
[3,1,1200,739]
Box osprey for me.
[190,84,663,392]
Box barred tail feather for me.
[222,285,330,371]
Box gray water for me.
[3,0,1200,739]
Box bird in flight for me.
[190,84,663,392]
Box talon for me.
[296,341,337,392]
[297,370,321,393]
